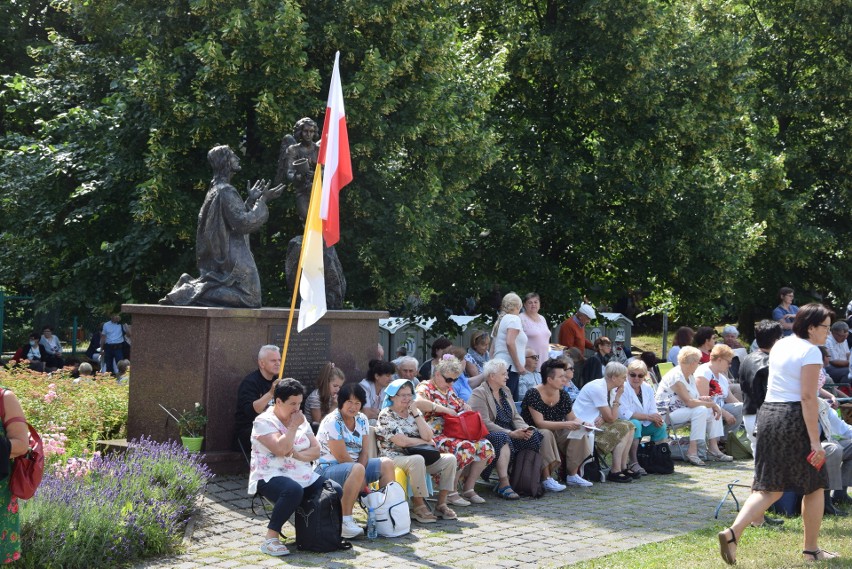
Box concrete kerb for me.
[139,460,755,568]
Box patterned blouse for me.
[521,387,572,425]
[248,408,318,494]
[316,409,370,465]
[375,407,422,459]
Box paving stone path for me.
[137,460,754,568]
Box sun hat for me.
[381,378,417,408]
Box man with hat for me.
[558,303,596,354]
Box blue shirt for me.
[452,373,473,402]
[772,305,798,337]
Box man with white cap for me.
[558,303,596,354]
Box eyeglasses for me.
[526,355,540,360]
[816,324,830,329]
[441,374,459,383]
[395,393,413,399]
[566,366,575,371]
[628,372,646,378]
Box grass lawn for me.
[568,516,852,568]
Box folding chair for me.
[238,439,274,519]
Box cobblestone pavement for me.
[137,460,754,569]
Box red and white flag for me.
[318,51,352,247]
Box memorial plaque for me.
[268,324,331,391]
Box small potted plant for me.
[160,403,207,452]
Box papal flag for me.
[297,164,327,331]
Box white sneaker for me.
[565,474,593,487]
[341,519,363,539]
[542,477,567,492]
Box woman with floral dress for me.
[0,388,37,563]
[416,355,495,505]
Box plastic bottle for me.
[367,507,377,539]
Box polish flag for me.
[318,51,352,247]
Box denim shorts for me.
[316,458,383,486]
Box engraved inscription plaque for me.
[268,324,331,392]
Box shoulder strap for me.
[0,388,5,420]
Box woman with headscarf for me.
[375,379,458,523]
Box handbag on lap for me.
[443,411,489,440]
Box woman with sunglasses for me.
[416,355,495,505]
[619,360,668,476]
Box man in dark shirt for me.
[739,320,782,450]
[233,345,282,453]
[737,319,784,526]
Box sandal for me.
[412,504,437,523]
[494,485,520,500]
[628,462,647,476]
[461,489,486,504]
[803,549,838,562]
[260,537,290,557]
[446,492,471,506]
[434,503,457,520]
[686,454,706,466]
[717,527,737,565]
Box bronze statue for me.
[160,145,283,308]
[283,117,319,222]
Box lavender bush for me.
[19,437,213,568]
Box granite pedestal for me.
[122,304,386,473]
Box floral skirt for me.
[434,435,495,470]
[753,402,827,495]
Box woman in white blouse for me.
[249,378,341,557]
[654,346,729,466]
[491,292,527,401]
[619,360,667,476]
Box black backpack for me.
[637,441,675,475]
[509,449,545,498]
[295,480,353,552]
[580,451,603,483]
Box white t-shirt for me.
[493,314,527,371]
[359,378,385,410]
[619,382,658,426]
[571,377,612,423]
[765,335,823,403]
[695,363,731,405]
[826,335,850,363]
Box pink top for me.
[520,312,551,371]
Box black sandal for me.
[802,549,838,562]
[717,527,737,565]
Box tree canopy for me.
[1,0,850,333]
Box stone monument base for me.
[122,304,386,474]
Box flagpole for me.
[278,163,324,380]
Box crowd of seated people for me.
[244,294,852,556]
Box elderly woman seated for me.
[315,382,396,538]
[469,359,565,497]
[655,346,731,465]
[619,360,668,476]
[375,379,459,523]
[416,355,495,505]
[572,362,637,482]
[521,358,594,487]
[695,344,744,437]
[249,378,342,557]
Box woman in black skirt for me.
[718,303,838,564]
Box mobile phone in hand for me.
[807,450,826,471]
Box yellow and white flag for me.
[297,164,327,331]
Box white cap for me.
[578,303,596,320]
[723,325,739,336]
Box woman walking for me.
[718,303,837,564]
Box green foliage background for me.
[1,0,850,330]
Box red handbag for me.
[1,389,44,500]
[443,411,489,440]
